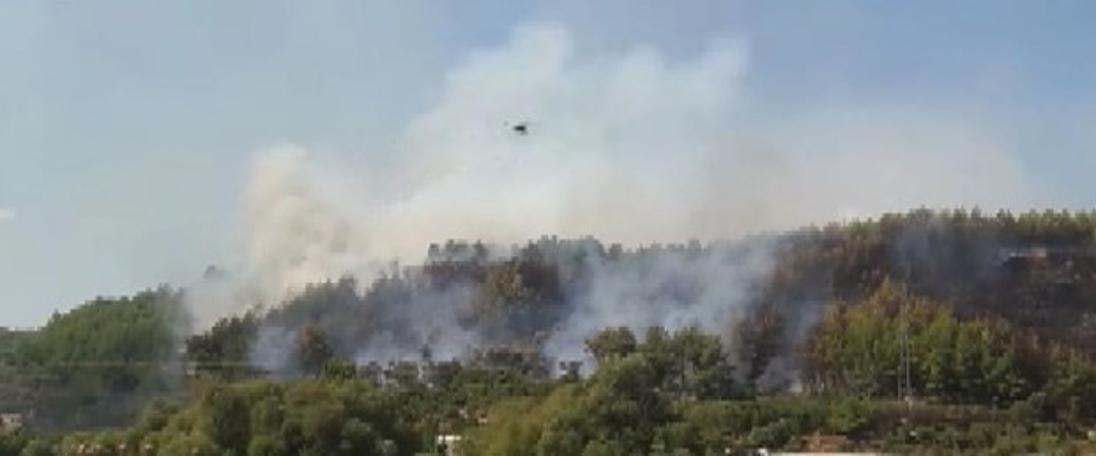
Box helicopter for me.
[505,121,531,136]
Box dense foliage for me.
[4,288,185,430]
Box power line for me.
[1,361,256,368]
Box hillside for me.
[3,208,1096,454]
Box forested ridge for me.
[4,208,1096,455]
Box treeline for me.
[775,208,1096,345]
[193,208,1096,381]
[806,280,1096,418]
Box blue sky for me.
[1,0,1095,327]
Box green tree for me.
[296,325,334,378]
[733,304,787,387]
[186,314,258,379]
[585,327,637,365]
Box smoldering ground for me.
[225,237,785,377]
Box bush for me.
[825,397,874,435]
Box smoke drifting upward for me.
[186,23,756,328]
[390,25,750,247]
[185,23,1036,366]
[183,147,383,330]
[242,147,380,301]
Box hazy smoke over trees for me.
[183,23,1038,370]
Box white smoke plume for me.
[0,208,13,223]
[183,146,384,330]
[184,23,1034,367]
[241,147,381,299]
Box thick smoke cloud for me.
[185,24,1034,367]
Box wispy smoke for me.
[183,23,1036,368]
[544,241,775,361]
[0,208,14,223]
